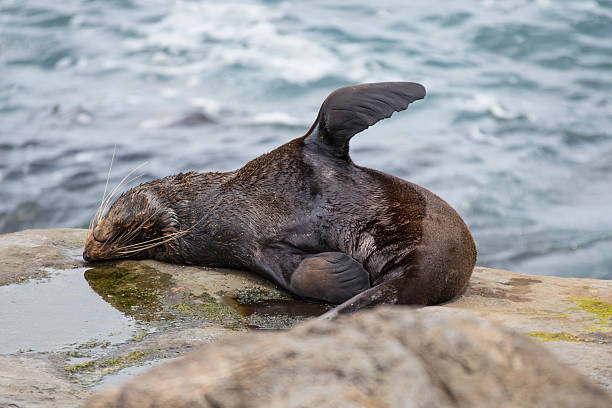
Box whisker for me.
[106,230,129,251]
[114,207,164,247]
[112,213,212,255]
[115,228,189,251]
[96,175,147,234]
[111,216,163,251]
[100,168,146,213]
[89,146,117,236]
[115,230,192,255]
[97,162,148,224]
[109,189,224,258]
[90,163,149,245]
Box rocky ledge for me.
[87,306,611,408]
[0,229,610,407]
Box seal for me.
[83,82,477,315]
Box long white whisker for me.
[116,228,189,251]
[89,146,117,235]
[97,162,149,223]
[114,207,164,247]
[115,230,192,255]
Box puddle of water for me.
[92,356,179,390]
[232,299,330,317]
[84,263,174,321]
[0,268,137,354]
[0,260,331,357]
[222,296,331,329]
[0,261,333,389]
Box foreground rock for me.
[445,267,612,391]
[0,355,91,408]
[87,307,611,408]
[0,228,611,407]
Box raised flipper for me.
[288,252,370,304]
[304,82,426,159]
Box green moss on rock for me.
[193,291,217,303]
[84,262,172,321]
[170,301,245,329]
[65,350,88,358]
[235,286,293,304]
[64,350,152,377]
[75,339,110,350]
[99,350,149,371]
[527,331,593,343]
[247,313,307,329]
[64,360,96,374]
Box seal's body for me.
[84,82,476,315]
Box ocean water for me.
[1,0,611,279]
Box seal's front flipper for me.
[305,82,426,159]
[288,252,370,304]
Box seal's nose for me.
[83,250,91,262]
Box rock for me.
[0,355,91,408]
[171,109,214,127]
[0,228,86,285]
[1,228,611,406]
[85,307,611,408]
[443,267,612,392]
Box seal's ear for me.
[305,82,425,159]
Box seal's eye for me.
[93,222,118,243]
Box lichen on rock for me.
[527,331,594,343]
[570,297,612,332]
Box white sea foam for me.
[245,112,304,127]
[190,98,223,117]
[55,57,72,69]
[471,94,517,120]
[74,152,95,163]
[121,3,339,83]
[139,116,175,129]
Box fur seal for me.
[83,82,477,315]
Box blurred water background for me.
[1,0,611,278]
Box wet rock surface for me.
[0,229,326,408]
[0,228,85,285]
[0,229,611,407]
[86,307,611,408]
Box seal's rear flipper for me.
[318,275,427,320]
[305,82,426,159]
[288,252,370,304]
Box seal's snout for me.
[83,234,97,262]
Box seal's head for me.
[83,185,179,262]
